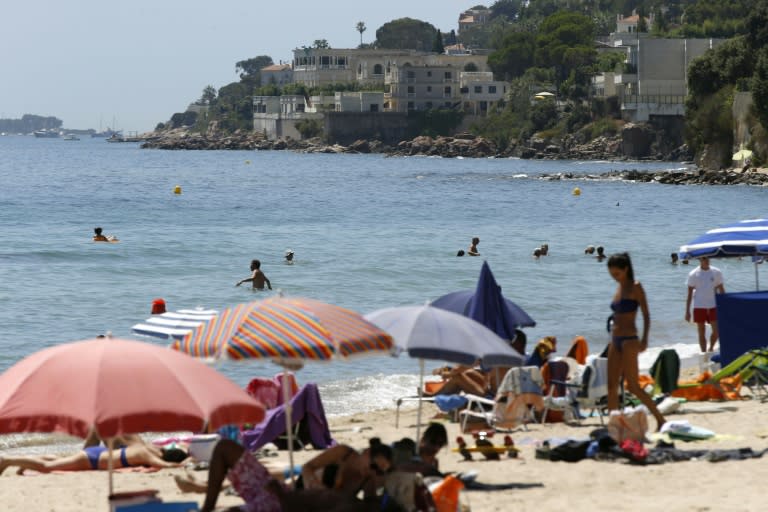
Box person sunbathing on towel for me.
[428,363,488,397]
[0,432,187,475]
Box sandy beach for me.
[1,395,766,512]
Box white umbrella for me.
[131,308,217,340]
[365,304,523,440]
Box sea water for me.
[0,136,765,452]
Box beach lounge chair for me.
[671,348,768,401]
[459,366,545,432]
[541,357,581,424]
[574,356,609,424]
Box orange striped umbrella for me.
[172,297,393,361]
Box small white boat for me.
[63,134,80,141]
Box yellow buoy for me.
[245,160,251,164]
[173,185,182,195]
[572,187,581,196]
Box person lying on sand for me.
[0,435,187,475]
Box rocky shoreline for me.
[140,129,768,185]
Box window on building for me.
[320,56,330,68]
[474,85,482,93]
[444,86,452,96]
[480,101,488,111]
[296,104,305,113]
[407,101,415,111]
[427,86,432,92]
[407,70,415,80]
[427,71,432,77]
[337,57,347,67]
[407,86,415,96]
[489,85,497,94]
[370,104,379,112]
[426,101,433,109]
[374,64,383,75]
[444,71,452,79]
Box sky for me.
[2,0,476,133]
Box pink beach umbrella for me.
[0,337,265,495]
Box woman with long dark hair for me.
[606,252,666,430]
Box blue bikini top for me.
[611,298,639,313]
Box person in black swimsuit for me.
[606,252,666,431]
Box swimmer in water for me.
[285,250,294,264]
[468,237,480,256]
[93,227,117,242]
[236,259,272,290]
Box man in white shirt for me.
[685,256,726,352]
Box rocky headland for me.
[140,126,768,185]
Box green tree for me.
[356,21,367,47]
[313,39,331,49]
[535,10,596,85]
[199,85,217,105]
[487,31,536,79]
[433,29,445,53]
[490,0,522,20]
[752,51,768,130]
[235,56,274,81]
[375,18,438,51]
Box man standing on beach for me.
[685,256,725,352]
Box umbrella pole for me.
[755,261,760,291]
[415,359,425,445]
[107,437,114,498]
[282,370,296,486]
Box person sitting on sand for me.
[175,437,392,512]
[236,259,272,290]
[468,237,480,256]
[0,433,186,475]
[525,336,556,368]
[395,423,448,477]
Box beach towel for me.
[566,336,589,365]
[241,383,334,451]
[650,349,680,394]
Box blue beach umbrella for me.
[678,218,768,289]
[365,304,524,441]
[431,261,536,340]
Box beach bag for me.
[431,475,464,512]
[607,407,648,443]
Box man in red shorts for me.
[685,256,726,352]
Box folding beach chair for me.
[459,366,545,432]
[575,356,609,424]
[541,357,581,424]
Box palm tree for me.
[356,21,367,47]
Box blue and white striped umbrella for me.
[132,308,217,341]
[679,218,768,290]
[678,218,768,259]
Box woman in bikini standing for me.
[606,252,666,431]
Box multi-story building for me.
[592,14,725,122]
[292,47,488,89]
[260,64,293,87]
[458,7,491,33]
[383,54,491,112]
[459,72,507,115]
